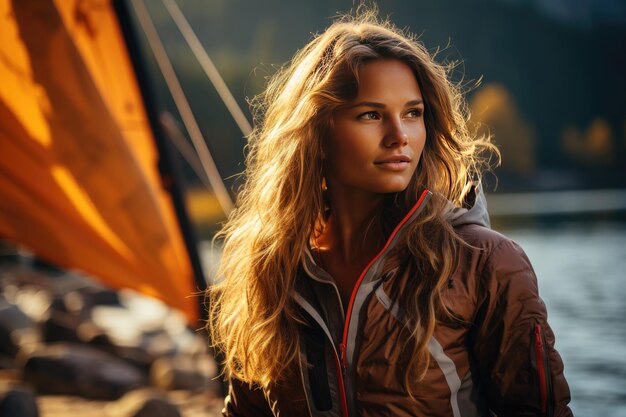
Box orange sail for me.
[0,0,202,323]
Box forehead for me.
[352,59,422,101]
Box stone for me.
[132,397,181,417]
[0,298,40,357]
[22,343,146,400]
[41,310,84,344]
[42,309,110,347]
[0,382,39,417]
[150,354,219,393]
[106,389,181,417]
[47,277,120,317]
[13,285,51,323]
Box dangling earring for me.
[321,173,331,220]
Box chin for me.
[375,183,411,194]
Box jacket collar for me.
[302,183,491,283]
[444,182,491,228]
[302,189,433,285]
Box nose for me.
[382,118,409,148]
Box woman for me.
[209,10,572,417]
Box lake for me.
[504,221,626,416]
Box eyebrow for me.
[349,99,424,109]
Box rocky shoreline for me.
[0,253,223,417]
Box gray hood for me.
[444,183,491,228]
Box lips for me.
[374,154,412,164]
[373,155,413,172]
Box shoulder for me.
[455,223,508,249]
[455,224,529,264]
[455,224,537,294]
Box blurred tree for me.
[562,118,615,167]
[470,83,536,176]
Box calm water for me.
[504,222,626,417]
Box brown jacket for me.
[223,189,573,416]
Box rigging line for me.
[161,0,252,137]
[131,0,234,214]
[160,112,212,191]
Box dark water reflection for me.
[504,222,626,417]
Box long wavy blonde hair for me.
[209,10,498,391]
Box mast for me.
[113,0,208,322]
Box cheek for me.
[328,126,372,160]
[411,123,427,156]
[415,135,426,156]
[324,137,370,182]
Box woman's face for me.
[324,59,426,198]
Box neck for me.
[318,186,386,263]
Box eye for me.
[357,111,380,121]
[406,108,424,118]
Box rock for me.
[106,389,181,417]
[42,309,110,347]
[51,288,120,317]
[47,277,121,317]
[2,284,51,324]
[41,310,83,344]
[22,343,146,400]
[0,298,40,357]
[132,397,181,417]
[0,358,15,371]
[81,286,121,308]
[0,382,39,417]
[150,354,219,393]
[107,345,154,374]
[90,303,181,372]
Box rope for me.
[131,0,234,214]
[159,112,211,190]
[162,0,253,137]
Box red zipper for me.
[335,189,429,416]
[534,324,548,414]
[335,343,348,417]
[335,344,349,417]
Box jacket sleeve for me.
[222,378,275,417]
[470,237,573,417]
